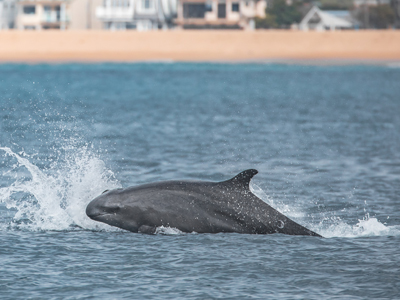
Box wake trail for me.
[251,182,400,238]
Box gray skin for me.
[86,169,321,237]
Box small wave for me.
[251,182,399,238]
[0,145,121,232]
[155,226,185,235]
[314,214,400,238]
[386,62,400,68]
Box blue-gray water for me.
[0,63,399,299]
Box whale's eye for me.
[102,190,109,194]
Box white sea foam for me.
[386,62,400,68]
[315,214,400,238]
[251,182,399,238]
[155,226,185,235]
[0,145,121,232]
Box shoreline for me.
[1,30,400,64]
[2,59,399,67]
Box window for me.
[217,3,226,18]
[205,3,212,12]
[126,23,136,29]
[23,5,36,14]
[55,6,61,21]
[142,0,153,9]
[309,13,321,25]
[183,3,205,18]
[110,0,129,7]
[232,3,239,12]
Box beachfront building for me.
[16,0,68,29]
[0,0,17,29]
[353,0,391,6]
[299,6,354,31]
[15,0,104,30]
[68,0,103,29]
[393,0,400,28]
[176,0,266,29]
[95,0,177,30]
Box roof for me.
[300,6,353,29]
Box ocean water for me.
[0,63,399,299]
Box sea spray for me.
[312,212,400,238]
[0,146,121,231]
[155,226,185,235]
[251,182,305,219]
[251,182,400,238]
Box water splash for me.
[155,226,185,235]
[316,214,400,238]
[0,146,121,231]
[251,182,305,219]
[251,183,399,238]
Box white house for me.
[68,0,103,30]
[16,0,68,30]
[96,0,177,30]
[299,6,354,31]
[176,0,266,30]
[0,0,17,29]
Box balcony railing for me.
[96,7,135,20]
[42,11,61,23]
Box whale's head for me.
[86,188,140,232]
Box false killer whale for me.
[86,169,321,236]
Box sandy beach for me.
[0,30,399,63]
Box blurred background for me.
[1,0,400,63]
[0,0,399,31]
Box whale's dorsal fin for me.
[223,169,258,190]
